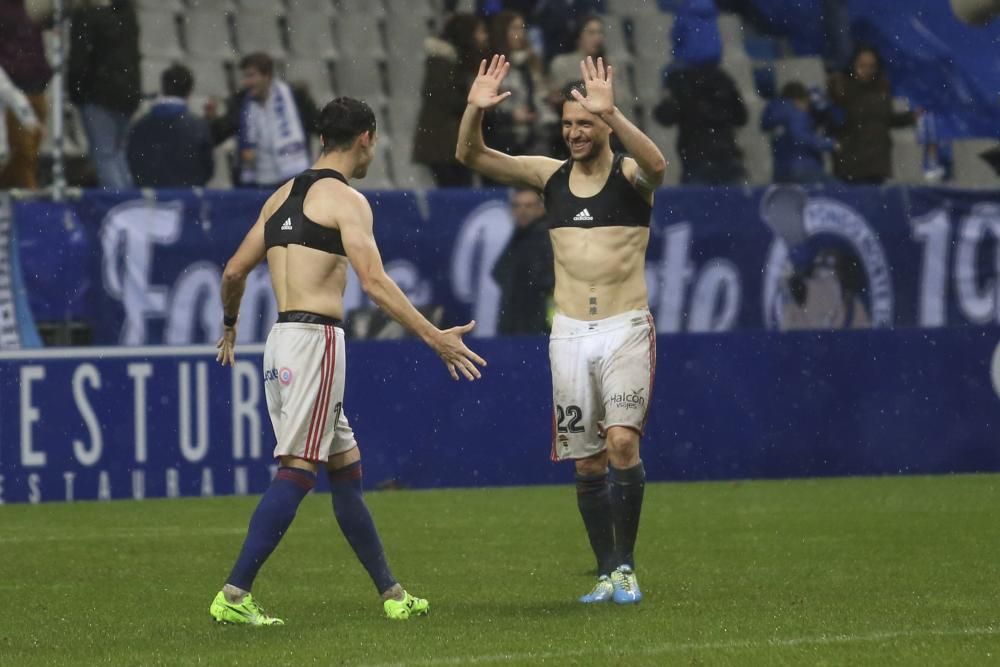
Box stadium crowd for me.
[1,0,988,193]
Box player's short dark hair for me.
[780,81,809,102]
[318,97,377,153]
[161,64,194,98]
[562,80,587,102]
[239,52,274,77]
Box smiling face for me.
[561,100,610,162]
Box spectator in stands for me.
[413,13,488,187]
[0,0,52,189]
[483,10,549,157]
[68,0,141,189]
[531,0,606,61]
[0,64,41,173]
[548,16,606,97]
[828,45,916,185]
[206,53,317,189]
[671,0,723,68]
[126,64,213,188]
[761,81,838,184]
[492,187,554,335]
[653,64,748,185]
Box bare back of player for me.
[457,54,666,605]
[207,98,485,626]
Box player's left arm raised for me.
[217,204,269,366]
[572,56,667,198]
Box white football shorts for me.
[263,322,357,462]
[549,309,656,461]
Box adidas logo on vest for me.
[281,218,293,231]
[573,208,594,221]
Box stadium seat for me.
[285,58,335,102]
[384,0,434,18]
[136,9,184,60]
[183,8,238,59]
[335,0,386,16]
[335,12,385,60]
[187,58,234,98]
[285,11,338,59]
[627,13,673,61]
[237,0,288,11]
[285,0,335,14]
[953,138,1000,188]
[773,57,827,92]
[630,57,667,106]
[738,94,772,185]
[139,58,173,97]
[890,129,924,184]
[207,138,237,189]
[718,13,747,58]
[332,56,386,103]
[639,105,679,186]
[607,0,665,17]
[233,14,287,58]
[134,0,184,11]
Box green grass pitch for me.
[1,474,999,666]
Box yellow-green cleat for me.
[210,591,285,626]
[383,591,429,620]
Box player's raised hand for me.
[216,325,237,366]
[572,56,615,116]
[432,320,487,381]
[467,54,512,109]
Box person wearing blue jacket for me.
[671,0,723,67]
[127,64,214,188]
[761,81,838,183]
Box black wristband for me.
[223,314,238,328]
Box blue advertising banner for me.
[2,327,999,504]
[11,185,1000,346]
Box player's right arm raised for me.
[338,191,486,381]
[456,54,561,190]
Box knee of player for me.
[605,427,640,457]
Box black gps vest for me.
[264,168,348,255]
[543,153,652,230]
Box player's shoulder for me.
[308,177,372,220]
[520,154,565,189]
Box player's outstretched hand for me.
[216,325,237,366]
[467,54,512,109]
[572,56,615,116]
[432,320,487,381]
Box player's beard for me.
[568,136,605,163]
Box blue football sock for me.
[576,470,616,577]
[328,461,397,595]
[609,461,646,570]
[227,466,316,591]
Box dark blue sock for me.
[576,471,616,577]
[227,466,316,591]
[328,461,397,595]
[609,461,646,570]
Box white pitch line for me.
[0,526,248,544]
[357,626,1000,667]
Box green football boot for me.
[210,591,285,626]
[383,590,429,620]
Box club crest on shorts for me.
[278,367,293,385]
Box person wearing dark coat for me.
[412,13,488,187]
[828,46,916,184]
[492,188,554,335]
[653,63,748,185]
[127,64,214,188]
[0,0,52,188]
[68,0,141,189]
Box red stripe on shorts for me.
[641,313,657,433]
[312,327,337,459]
[304,326,333,460]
